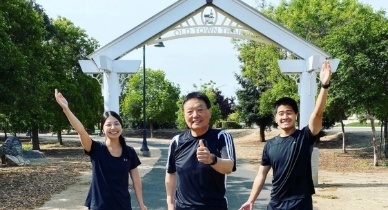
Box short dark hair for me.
[273,97,298,115]
[182,91,211,109]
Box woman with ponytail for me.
[55,89,147,210]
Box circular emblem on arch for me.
[201,6,217,25]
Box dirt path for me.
[313,170,388,209]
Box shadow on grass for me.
[317,131,379,151]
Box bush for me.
[220,121,242,129]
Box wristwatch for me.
[321,82,330,89]
[210,154,217,165]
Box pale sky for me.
[35,0,387,99]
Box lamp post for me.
[139,40,165,157]
[140,45,150,157]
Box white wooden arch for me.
[79,0,339,128]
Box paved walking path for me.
[37,137,272,210]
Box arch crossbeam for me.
[87,0,331,66]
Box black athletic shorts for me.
[267,196,313,210]
[176,203,227,210]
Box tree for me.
[0,15,19,139]
[121,69,180,137]
[324,94,350,153]
[235,74,272,142]
[0,0,53,150]
[320,2,388,165]
[0,1,102,148]
[233,39,296,141]
[214,89,235,120]
[47,17,102,145]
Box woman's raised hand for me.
[320,60,332,85]
[55,89,69,109]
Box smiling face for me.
[275,104,297,135]
[102,115,123,140]
[183,98,212,137]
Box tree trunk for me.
[57,129,63,145]
[1,154,5,164]
[341,120,346,153]
[31,126,40,150]
[384,120,388,158]
[259,123,266,142]
[370,118,378,166]
[379,123,383,157]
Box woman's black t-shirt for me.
[85,140,141,210]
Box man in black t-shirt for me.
[240,60,333,210]
[165,91,236,210]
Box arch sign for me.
[79,0,339,129]
[156,5,280,46]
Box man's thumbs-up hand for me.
[198,139,206,148]
[197,139,211,164]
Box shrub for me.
[221,121,242,129]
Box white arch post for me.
[79,55,141,114]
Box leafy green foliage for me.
[0,1,101,147]
[175,95,187,129]
[259,0,387,158]
[220,121,242,129]
[0,0,48,133]
[234,0,387,144]
[48,17,102,140]
[264,0,387,125]
[121,69,180,133]
[233,42,295,134]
